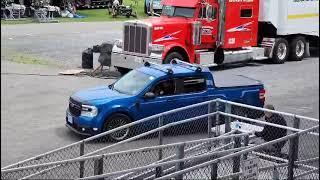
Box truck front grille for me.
[69,98,82,117]
[123,23,149,55]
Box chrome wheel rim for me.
[277,43,287,60]
[295,40,305,57]
[108,118,129,141]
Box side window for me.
[182,77,207,94]
[151,79,175,97]
[210,7,217,19]
[198,7,206,18]
[240,8,252,18]
[198,6,217,19]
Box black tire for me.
[289,36,306,61]
[103,113,132,142]
[115,66,130,75]
[214,48,224,64]
[163,52,184,64]
[271,38,289,64]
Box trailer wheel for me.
[115,66,130,76]
[289,36,306,61]
[163,52,184,64]
[271,38,289,64]
[103,113,132,142]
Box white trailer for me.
[259,0,319,63]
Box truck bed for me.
[213,73,262,88]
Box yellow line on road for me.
[288,13,319,19]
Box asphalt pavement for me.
[1,22,319,167]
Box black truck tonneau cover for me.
[213,73,262,88]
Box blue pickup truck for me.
[66,61,265,141]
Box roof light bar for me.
[144,62,174,74]
[170,59,202,72]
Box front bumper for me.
[111,51,162,69]
[65,110,100,136]
[66,123,91,136]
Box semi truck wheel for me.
[163,52,184,64]
[289,36,306,61]
[271,38,289,64]
[103,113,132,142]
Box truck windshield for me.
[162,5,195,18]
[113,70,155,95]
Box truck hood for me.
[144,16,193,26]
[71,85,128,104]
[143,17,193,44]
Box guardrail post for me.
[225,103,231,133]
[79,141,85,178]
[208,101,213,138]
[225,102,232,145]
[175,143,185,180]
[156,116,164,178]
[243,134,249,160]
[210,160,218,180]
[232,136,241,180]
[288,116,300,180]
[272,165,280,180]
[94,156,104,179]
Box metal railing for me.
[1,99,319,180]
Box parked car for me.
[66,61,265,141]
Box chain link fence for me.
[1,99,319,180]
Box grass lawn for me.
[1,0,148,25]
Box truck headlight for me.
[149,44,164,53]
[81,105,98,117]
[115,39,123,48]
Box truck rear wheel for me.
[271,38,289,64]
[163,52,184,64]
[289,36,306,61]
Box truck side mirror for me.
[144,92,156,99]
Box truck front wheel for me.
[271,38,289,64]
[103,113,132,142]
[163,52,184,64]
[289,36,306,61]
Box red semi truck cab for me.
[111,0,264,73]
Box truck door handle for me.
[167,99,175,102]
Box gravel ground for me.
[1,22,319,168]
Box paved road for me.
[1,22,319,168]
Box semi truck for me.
[111,0,319,74]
